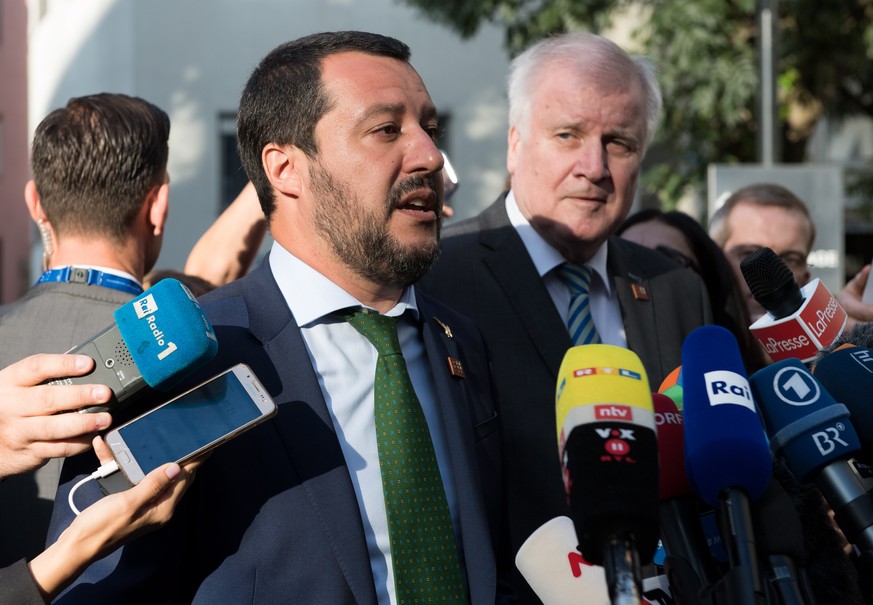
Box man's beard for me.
[310,161,441,288]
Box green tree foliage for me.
[399,0,873,206]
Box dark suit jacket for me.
[0,282,133,568]
[419,195,712,603]
[48,260,502,604]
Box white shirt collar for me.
[505,190,612,296]
[268,241,419,326]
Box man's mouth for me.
[395,189,439,214]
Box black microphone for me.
[652,392,719,605]
[740,248,847,364]
[556,344,659,605]
[752,475,811,605]
[682,325,772,605]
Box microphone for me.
[653,393,719,604]
[751,353,873,558]
[813,344,873,465]
[740,247,847,363]
[555,344,659,605]
[751,475,811,605]
[682,325,771,605]
[49,278,218,413]
[515,516,610,605]
[658,366,684,411]
[748,358,873,558]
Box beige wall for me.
[0,0,30,302]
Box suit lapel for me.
[417,297,495,602]
[239,263,378,605]
[607,238,662,380]
[478,199,571,378]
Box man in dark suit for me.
[420,32,711,603]
[48,31,502,604]
[0,93,171,568]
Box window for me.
[218,113,247,211]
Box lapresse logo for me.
[772,367,820,406]
[703,370,754,411]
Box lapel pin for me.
[447,356,465,378]
[631,283,650,301]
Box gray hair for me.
[507,32,663,152]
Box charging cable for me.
[67,460,119,515]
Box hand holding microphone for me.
[48,278,218,413]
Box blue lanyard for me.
[37,267,143,296]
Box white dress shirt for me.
[269,242,460,605]
[505,191,627,347]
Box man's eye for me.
[375,124,400,136]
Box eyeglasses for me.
[727,245,808,272]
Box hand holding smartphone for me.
[103,363,276,488]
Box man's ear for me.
[148,183,170,237]
[24,180,46,223]
[506,126,520,175]
[262,144,304,198]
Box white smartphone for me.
[104,363,276,485]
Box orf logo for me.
[134,294,159,319]
[703,370,754,411]
[773,367,820,406]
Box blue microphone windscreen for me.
[814,346,873,451]
[114,278,218,390]
[682,325,772,506]
[749,358,860,481]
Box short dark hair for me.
[30,93,170,244]
[236,31,411,218]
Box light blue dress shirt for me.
[269,242,460,605]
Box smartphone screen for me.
[107,364,275,482]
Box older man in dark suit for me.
[420,32,711,603]
[48,31,503,604]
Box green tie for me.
[345,309,467,604]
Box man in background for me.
[420,32,711,603]
[0,93,171,566]
[709,183,815,321]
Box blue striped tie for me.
[557,263,602,346]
